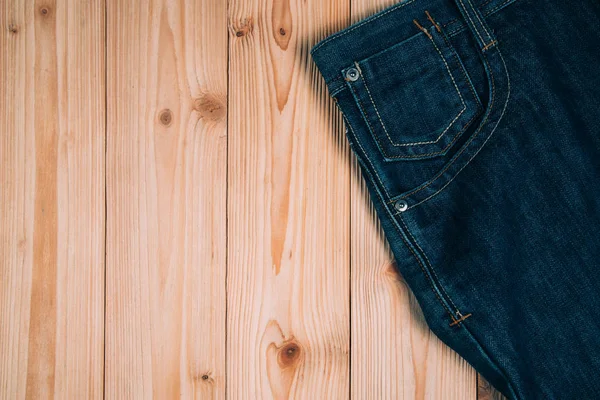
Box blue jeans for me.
[310,0,600,398]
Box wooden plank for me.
[0,0,105,398]
[227,0,351,397]
[105,0,227,398]
[349,0,477,398]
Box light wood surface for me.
[227,0,350,397]
[0,0,504,398]
[1,0,105,398]
[105,0,227,398]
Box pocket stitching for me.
[351,31,481,160]
[359,33,468,147]
[409,47,510,207]
[389,48,497,200]
[387,44,510,206]
[457,0,486,45]
[352,70,479,160]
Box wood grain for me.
[105,0,227,398]
[349,0,477,398]
[227,0,351,397]
[0,0,105,398]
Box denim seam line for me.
[466,0,497,49]
[457,0,486,45]
[329,85,346,97]
[439,21,482,109]
[342,111,462,324]
[396,214,468,321]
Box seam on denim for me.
[388,42,499,203]
[347,81,397,162]
[324,74,346,91]
[485,0,517,16]
[341,112,392,198]
[330,85,347,97]
[347,147,458,320]
[397,214,463,317]
[373,28,482,170]
[385,106,479,161]
[310,0,418,55]
[408,47,510,209]
[457,0,486,46]
[439,25,482,109]
[482,40,498,52]
[466,0,493,43]
[395,223,456,320]
[358,40,466,148]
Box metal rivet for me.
[345,67,360,82]
[394,199,408,212]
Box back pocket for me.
[342,25,482,161]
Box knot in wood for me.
[278,342,301,367]
[159,109,173,126]
[194,94,225,122]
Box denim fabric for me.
[310,0,600,398]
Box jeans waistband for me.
[310,0,514,96]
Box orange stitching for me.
[449,313,472,326]
[425,10,442,33]
[482,40,498,52]
[413,19,432,39]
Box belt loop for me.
[453,0,498,52]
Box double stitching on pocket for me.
[343,25,482,161]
